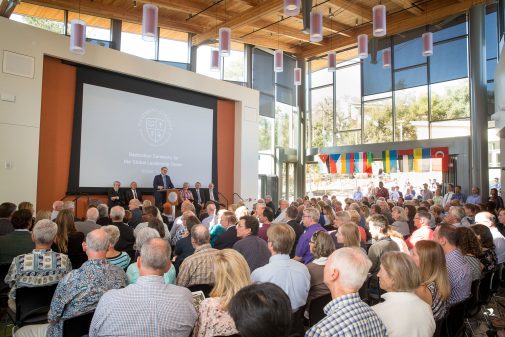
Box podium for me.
[159,188,183,206]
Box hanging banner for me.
[317,154,329,174]
[431,147,449,172]
[329,154,340,174]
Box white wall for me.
[0,17,259,206]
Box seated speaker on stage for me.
[180,182,194,203]
[108,180,125,207]
[191,181,205,215]
[204,183,219,207]
[153,166,174,206]
[124,181,143,204]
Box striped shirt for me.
[446,249,472,305]
[106,251,131,270]
[305,292,388,337]
[89,276,197,337]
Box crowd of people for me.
[1,179,505,337]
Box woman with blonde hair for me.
[34,209,51,224]
[322,205,335,229]
[193,249,251,337]
[373,251,435,337]
[335,222,361,249]
[53,209,86,268]
[411,240,450,321]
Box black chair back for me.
[63,310,95,337]
[479,270,493,305]
[188,284,213,297]
[290,305,306,337]
[308,293,332,327]
[443,300,467,337]
[13,284,58,326]
[465,279,481,318]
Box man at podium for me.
[153,166,174,206]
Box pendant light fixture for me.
[210,48,220,71]
[328,51,337,72]
[69,0,86,55]
[274,16,283,73]
[219,0,231,56]
[357,34,368,59]
[372,4,386,37]
[142,3,158,42]
[284,0,300,17]
[382,48,391,68]
[422,32,433,57]
[294,67,302,86]
[310,10,323,42]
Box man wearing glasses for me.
[294,207,326,264]
[232,216,271,272]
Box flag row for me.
[317,152,373,174]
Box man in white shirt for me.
[202,203,217,229]
[272,199,289,224]
[442,183,454,209]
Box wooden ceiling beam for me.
[389,0,424,15]
[327,0,372,21]
[289,15,353,37]
[249,19,318,44]
[192,0,284,46]
[137,0,231,22]
[298,0,485,59]
[23,0,205,33]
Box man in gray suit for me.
[75,208,101,236]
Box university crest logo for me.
[138,109,172,147]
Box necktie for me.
[210,190,215,201]
[133,189,137,199]
[197,190,201,203]
[163,175,167,188]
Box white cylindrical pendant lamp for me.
[142,4,158,42]
[219,27,231,57]
[310,11,323,43]
[382,48,391,68]
[294,67,302,85]
[69,19,86,55]
[328,52,336,72]
[210,48,220,71]
[284,0,300,17]
[373,5,386,37]
[422,32,433,57]
[357,34,368,59]
[274,49,284,72]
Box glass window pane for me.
[258,154,274,175]
[395,65,427,90]
[275,103,291,148]
[487,59,497,81]
[486,7,498,59]
[335,130,361,146]
[258,117,274,153]
[432,15,467,43]
[430,119,470,139]
[394,33,425,69]
[276,55,296,106]
[68,12,111,40]
[196,45,220,79]
[395,86,429,141]
[11,3,64,34]
[363,49,392,96]
[121,22,156,59]
[430,38,468,84]
[335,64,361,130]
[159,29,188,63]
[260,94,275,118]
[223,43,245,82]
[253,48,274,95]
[363,98,393,144]
[311,67,333,88]
[311,86,334,147]
[430,78,470,121]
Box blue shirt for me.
[451,193,465,202]
[353,191,363,201]
[446,249,472,305]
[465,194,482,205]
[305,292,388,337]
[296,224,326,264]
[251,254,310,310]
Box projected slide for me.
[79,83,214,188]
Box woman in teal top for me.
[102,225,131,270]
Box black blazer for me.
[128,208,143,228]
[214,226,239,250]
[107,189,125,207]
[153,174,174,190]
[191,188,205,205]
[124,189,143,204]
[203,188,219,204]
[174,235,195,273]
[112,222,135,259]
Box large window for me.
[11,3,65,34]
[395,86,428,141]
[68,12,111,41]
[363,95,393,144]
[120,22,156,59]
[335,63,361,145]
[223,42,246,83]
[311,85,333,147]
[258,116,275,175]
[159,29,189,64]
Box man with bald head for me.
[476,211,505,263]
[75,207,100,236]
[177,224,219,287]
[14,229,128,337]
[90,238,197,337]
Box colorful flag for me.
[413,148,423,172]
[431,147,449,172]
[329,154,340,174]
[341,153,347,174]
[354,152,362,173]
[422,148,431,171]
[397,149,414,172]
[390,150,398,173]
[317,154,328,174]
[365,152,373,174]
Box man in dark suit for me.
[110,206,135,259]
[124,181,143,205]
[204,183,219,208]
[107,181,125,208]
[191,181,205,215]
[0,209,34,264]
[214,211,239,249]
[0,202,16,236]
[153,166,174,206]
[127,198,143,228]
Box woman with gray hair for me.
[102,225,131,270]
[391,206,410,237]
[126,227,176,285]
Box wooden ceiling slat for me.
[389,0,424,15]
[327,0,372,21]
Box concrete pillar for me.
[469,4,489,196]
[297,58,307,197]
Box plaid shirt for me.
[176,244,219,287]
[305,292,388,337]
